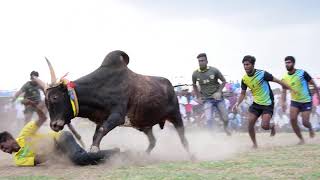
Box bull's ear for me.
[120,52,129,65]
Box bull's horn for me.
[45,57,57,84]
[33,77,48,92]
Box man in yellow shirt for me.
[0,100,119,166]
[281,56,320,144]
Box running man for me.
[12,71,44,124]
[192,53,231,135]
[233,55,294,148]
[281,56,320,144]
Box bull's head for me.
[46,83,74,131]
[36,58,75,132]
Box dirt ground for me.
[0,118,319,179]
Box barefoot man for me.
[233,55,294,148]
[281,56,320,144]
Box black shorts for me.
[291,101,312,112]
[249,103,274,117]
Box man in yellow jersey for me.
[0,101,119,166]
[281,56,320,144]
[233,55,294,148]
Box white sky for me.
[1,0,320,90]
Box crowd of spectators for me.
[176,81,320,133]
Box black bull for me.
[44,50,191,155]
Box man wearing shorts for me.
[281,56,320,144]
[233,55,293,148]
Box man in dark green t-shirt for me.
[12,71,44,124]
[192,53,231,135]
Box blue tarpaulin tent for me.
[0,90,16,97]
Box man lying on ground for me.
[0,100,119,166]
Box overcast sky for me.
[1,0,320,90]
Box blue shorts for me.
[291,101,312,112]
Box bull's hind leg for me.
[169,115,193,159]
[142,127,156,154]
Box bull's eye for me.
[50,95,59,102]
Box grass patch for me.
[0,176,58,180]
[2,144,319,180]
[100,144,320,180]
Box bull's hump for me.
[101,50,129,67]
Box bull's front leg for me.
[90,112,124,152]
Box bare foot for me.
[224,124,232,136]
[225,129,232,136]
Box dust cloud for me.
[1,115,319,172]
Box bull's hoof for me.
[90,146,100,153]
[145,148,152,154]
[297,140,305,145]
[270,127,276,137]
[252,144,258,149]
[309,130,315,138]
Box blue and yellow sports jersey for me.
[241,69,274,106]
[282,69,312,103]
